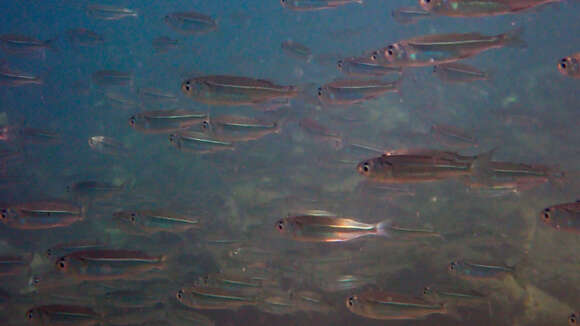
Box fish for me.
[430,123,478,148]
[558,53,580,78]
[275,212,390,242]
[129,110,207,134]
[0,64,42,87]
[151,36,179,53]
[371,28,525,67]
[448,260,514,280]
[13,127,61,144]
[0,34,53,56]
[387,224,442,239]
[419,0,561,17]
[540,200,580,233]
[433,62,489,83]
[197,272,272,291]
[337,56,402,77]
[317,79,399,105]
[317,274,374,292]
[92,70,133,87]
[181,75,298,106]
[0,200,83,230]
[113,210,200,234]
[357,149,494,183]
[26,304,102,326]
[298,118,343,150]
[164,11,217,35]
[88,136,129,156]
[488,161,563,181]
[392,6,431,24]
[281,40,313,63]
[176,286,257,310]
[86,4,138,20]
[66,28,104,46]
[346,290,451,320]
[56,249,165,281]
[202,114,281,142]
[169,131,235,154]
[280,0,364,11]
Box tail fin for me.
[375,219,392,238]
[501,27,526,49]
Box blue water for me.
[0,0,579,325]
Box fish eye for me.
[177,289,184,300]
[362,163,370,173]
[371,54,377,61]
[387,49,394,56]
[337,60,343,68]
[130,212,137,223]
[46,249,53,256]
[57,258,66,270]
[347,296,354,306]
[424,0,431,3]
[317,87,323,97]
[129,116,136,125]
[277,220,285,230]
[232,248,240,256]
[570,313,577,324]
[560,62,567,69]
[184,85,190,91]
[448,262,456,271]
[542,208,551,220]
[169,134,175,142]
[26,310,33,320]
[423,286,431,294]
[1,209,7,219]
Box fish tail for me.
[375,219,392,238]
[501,27,527,49]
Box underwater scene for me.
[0,0,579,325]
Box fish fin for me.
[501,27,527,49]
[375,219,392,238]
[469,147,497,179]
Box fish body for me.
[372,29,524,67]
[129,110,207,134]
[337,56,402,77]
[86,4,138,20]
[169,131,235,154]
[1,200,83,230]
[56,249,165,281]
[281,0,363,11]
[558,53,580,78]
[152,36,179,53]
[113,210,200,234]
[392,7,431,24]
[0,34,52,55]
[66,28,104,46]
[92,70,133,87]
[0,65,42,86]
[357,150,488,183]
[420,0,561,17]
[423,285,487,304]
[541,201,580,233]
[298,118,343,150]
[26,304,101,326]
[281,40,313,62]
[431,123,478,148]
[46,241,106,259]
[203,115,280,142]
[176,286,257,310]
[488,161,560,180]
[448,260,514,280]
[317,79,398,105]
[88,136,128,156]
[433,62,488,83]
[0,255,29,277]
[276,213,390,242]
[164,11,217,34]
[346,290,449,320]
[181,75,298,106]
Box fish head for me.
[569,312,577,325]
[280,0,291,8]
[356,157,393,179]
[128,115,137,128]
[25,308,40,323]
[558,57,579,77]
[275,218,288,234]
[383,43,406,64]
[113,210,139,226]
[337,60,345,72]
[0,208,17,224]
[422,285,435,297]
[181,79,204,97]
[345,294,362,313]
[316,86,328,102]
[419,0,441,11]
[540,207,560,230]
[168,134,180,148]
[55,255,72,274]
[448,261,459,274]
